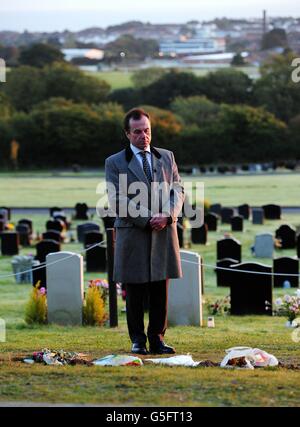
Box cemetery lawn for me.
[0,211,300,406]
[1,172,300,207]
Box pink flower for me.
[39,288,46,295]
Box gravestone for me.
[273,257,299,288]
[205,213,218,231]
[46,219,65,233]
[0,220,5,232]
[0,209,8,223]
[275,225,296,249]
[191,224,208,245]
[35,239,61,263]
[12,255,33,284]
[50,207,63,217]
[32,260,47,288]
[221,208,235,224]
[238,204,251,220]
[252,208,264,225]
[102,216,116,230]
[77,223,100,243]
[0,207,11,220]
[262,204,281,220]
[53,213,71,230]
[168,251,203,326]
[42,230,62,243]
[231,215,244,232]
[217,237,242,263]
[85,231,106,272]
[47,252,84,326]
[230,262,273,315]
[0,232,19,256]
[216,258,239,287]
[252,233,274,258]
[18,219,33,235]
[74,203,89,220]
[297,234,300,259]
[209,204,222,216]
[16,224,31,247]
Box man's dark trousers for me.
[125,280,169,347]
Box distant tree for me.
[131,68,167,88]
[109,88,142,111]
[142,70,204,108]
[170,96,219,127]
[104,35,159,62]
[19,43,65,68]
[4,66,46,112]
[231,53,246,67]
[43,63,110,104]
[0,92,13,118]
[0,45,19,67]
[200,69,253,104]
[288,115,300,159]
[261,29,288,50]
[253,52,300,121]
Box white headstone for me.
[253,233,274,258]
[168,250,203,327]
[47,252,84,326]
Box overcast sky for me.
[1,0,299,32]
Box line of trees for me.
[0,50,300,169]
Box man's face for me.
[126,115,152,151]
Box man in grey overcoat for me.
[105,108,184,355]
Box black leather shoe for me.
[149,342,176,355]
[131,342,148,355]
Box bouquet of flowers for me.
[207,296,231,316]
[266,290,300,322]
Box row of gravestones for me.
[209,203,282,221]
[44,247,281,327]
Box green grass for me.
[0,174,300,406]
[0,172,299,207]
[92,70,134,90]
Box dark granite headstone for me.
[217,237,242,263]
[216,258,239,287]
[238,204,250,220]
[77,223,100,243]
[46,219,65,233]
[252,208,264,225]
[16,224,31,247]
[0,232,19,255]
[0,208,8,223]
[191,224,208,245]
[0,220,5,232]
[74,203,89,220]
[231,215,244,232]
[273,257,299,288]
[209,204,222,216]
[18,219,33,235]
[85,231,106,272]
[50,207,63,217]
[0,207,11,220]
[205,213,218,231]
[42,230,62,243]
[275,225,296,249]
[262,204,281,220]
[230,262,273,315]
[32,261,47,288]
[35,239,61,263]
[221,208,235,224]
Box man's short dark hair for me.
[124,108,150,132]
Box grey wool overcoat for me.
[105,145,185,284]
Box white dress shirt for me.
[130,143,153,177]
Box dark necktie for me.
[140,151,152,183]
